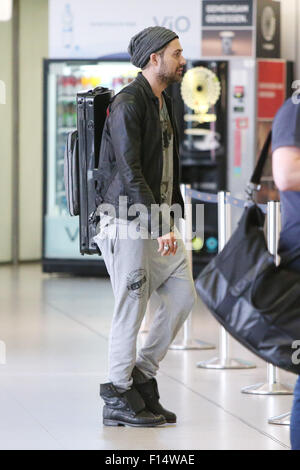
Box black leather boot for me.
[100,383,166,427]
[132,367,177,424]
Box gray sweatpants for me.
[94,216,197,391]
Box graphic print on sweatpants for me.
[126,268,148,300]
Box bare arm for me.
[273,146,300,191]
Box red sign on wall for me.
[257,60,286,120]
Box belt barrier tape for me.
[186,188,267,214]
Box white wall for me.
[0,0,48,263]
[0,19,13,262]
[280,0,300,78]
[18,0,48,261]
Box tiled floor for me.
[0,263,296,450]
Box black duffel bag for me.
[195,131,300,375]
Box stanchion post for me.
[170,184,215,350]
[197,191,256,369]
[268,412,291,426]
[0,341,6,365]
[242,201,293,395]
[217,192,231,363]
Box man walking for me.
[272,95,300,450]
[94,27,197,427]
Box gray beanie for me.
[128,26,179,69]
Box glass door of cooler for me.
[43,59,139,262]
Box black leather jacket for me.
[96,72,185,237]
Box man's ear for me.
[149,52,159,67]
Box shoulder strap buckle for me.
[245,182,261,203]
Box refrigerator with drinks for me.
[42,58,139,274]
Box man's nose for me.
[181,56,187,66]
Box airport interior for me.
[1,0,300,451]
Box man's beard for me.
[157,59,182,86]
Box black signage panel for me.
[202,0,253,27]
[256,0,281,58]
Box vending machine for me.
[170,60,228,274]
[42,59,138,274]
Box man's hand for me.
[157,232,178,256]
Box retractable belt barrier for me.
[195,190,256,370]
[166,185,265,360]
[185,188,268,214]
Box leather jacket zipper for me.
[155,97,163,203]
